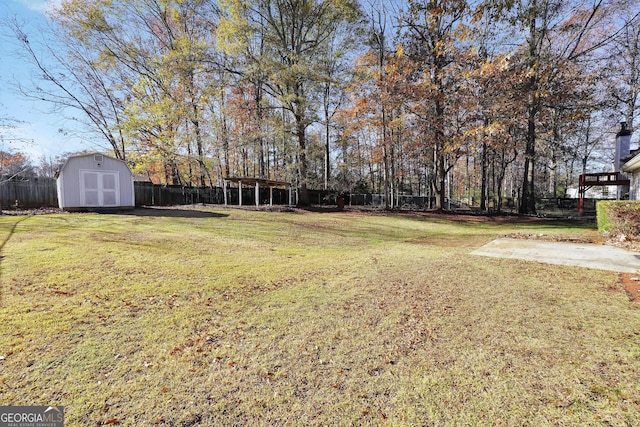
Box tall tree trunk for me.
[383,142,390,209]
[193,117,206,187]
[520,105,537,214]
[187,139,194,186]
[433,92,446,211]
[520,6,539,215]
[185,70,206,187]
[323,80,331,191]
[391,130,397,208]
[296,115,309,206]
[432,147,447,210]
[549,153,557,197]
[256,82,266,178]
[480,142,487,212]
[381,103,390,210]
[324,111,330,190]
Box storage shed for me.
[56,153,135,211]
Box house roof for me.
[622,152,640,173]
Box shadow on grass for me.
[123,207,229,219]
[0,215,32,308]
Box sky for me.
[0,0,98,164]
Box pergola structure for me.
[578,172,630,214]
[223,177,293,207]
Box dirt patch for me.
[621,273,640,302]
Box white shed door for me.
[80,170,120,207]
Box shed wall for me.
[58,155,134,209]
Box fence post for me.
[255,182,260,206]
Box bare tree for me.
[10,17,129,160]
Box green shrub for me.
[596,201,614,234]
[596,200,640,237]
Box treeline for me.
[7,0,640,212]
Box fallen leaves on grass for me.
[503,232,596,244]
[1,208,638,426]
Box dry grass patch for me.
[0,208,638,426]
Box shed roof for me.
[224,177,291,187]
[56,153,132,178]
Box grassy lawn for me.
[0,207,638,426]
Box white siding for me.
[57,154,134,209]
[630,172,640,200]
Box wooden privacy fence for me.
[134,182,291,206]
[1,179,293,208]
[1,178,58,208]
[134,182,225,206]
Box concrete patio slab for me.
[470,238,640,273]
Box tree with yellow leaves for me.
[218,0,361,205]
